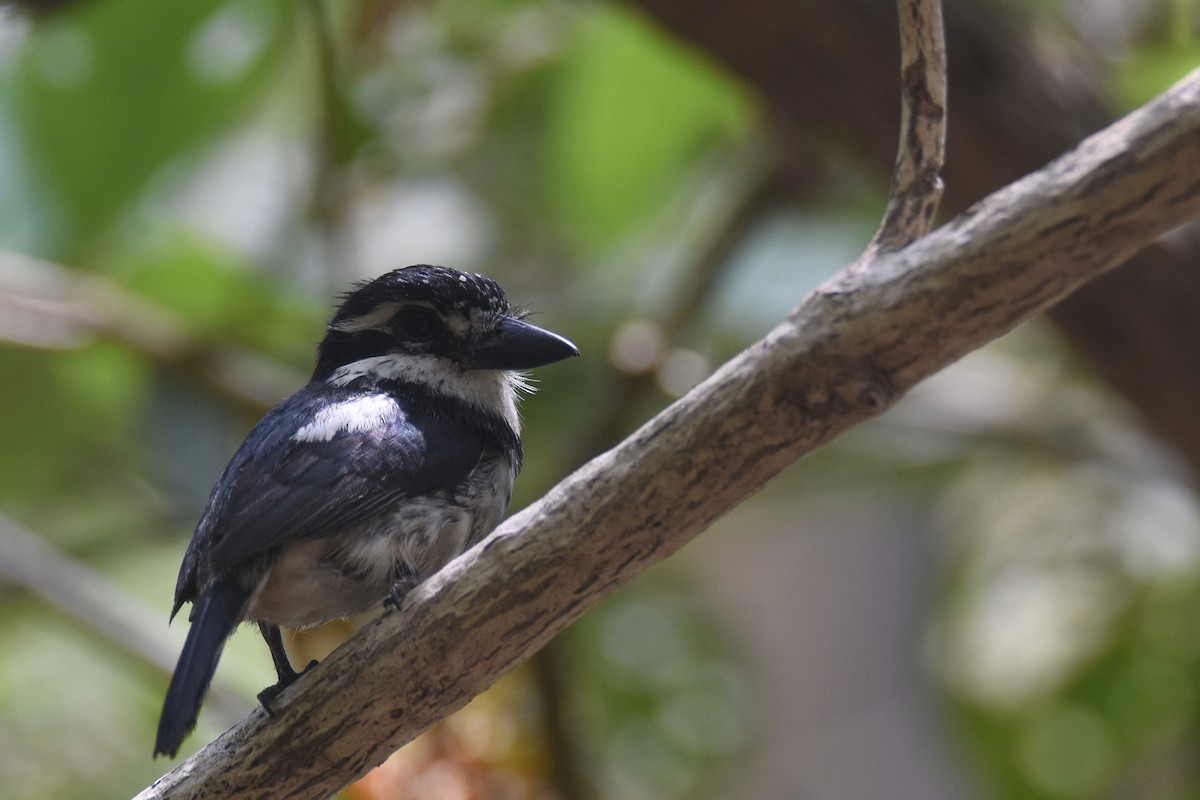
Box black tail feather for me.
[154,578,249,758]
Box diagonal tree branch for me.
[0,514,250,727]
[632,0,1200,477]
[137,63,1200,800]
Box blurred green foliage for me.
[544,5,753,247]
[1112,0,1200,109]
[10,0,295,256]
[0,0,1197,799]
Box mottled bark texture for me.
[866,0,945,255]
[137,69,1200,800]
[633,0,1200,474]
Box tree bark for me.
[137,67,1200,800]
[633,0,1200,474]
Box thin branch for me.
[136,66,1200,800]
[305,0,360,289]
[0,249,304,416]
[865,0,947,256]
[0,514,249,726]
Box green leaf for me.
[116,233,320,365]
[0,343,148,501]
[7,0,295,254]
[1112,40,1200,111]
[543,6,753,247]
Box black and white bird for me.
[154,265,578,759]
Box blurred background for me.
[1,0,1199,798]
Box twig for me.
[0,514,248,726]
[0,249,304,416]
[864,0,947,257]
[306,0,359,289]
[135,64,1200,800]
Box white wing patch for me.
[293,394,397,443]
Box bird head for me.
[312,265,578,387]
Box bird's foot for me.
[257,659,319,715]
[384,574,422,610]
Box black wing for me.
[172,385,485,611]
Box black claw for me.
[257,659,319,715]
[385,569,422,609]
[258,683,285,716]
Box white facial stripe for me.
[331,302,404,333]
[329,354,523,435]
[331,300,477,337]
[293,394,398,443]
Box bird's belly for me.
[246,539,385,628]
[245,498,477,629]
[244,455,514,630]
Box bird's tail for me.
[154,578,249,758]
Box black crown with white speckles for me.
[332,265,512,326]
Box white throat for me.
[328,353,524,435]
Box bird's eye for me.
[394,307,440,341]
